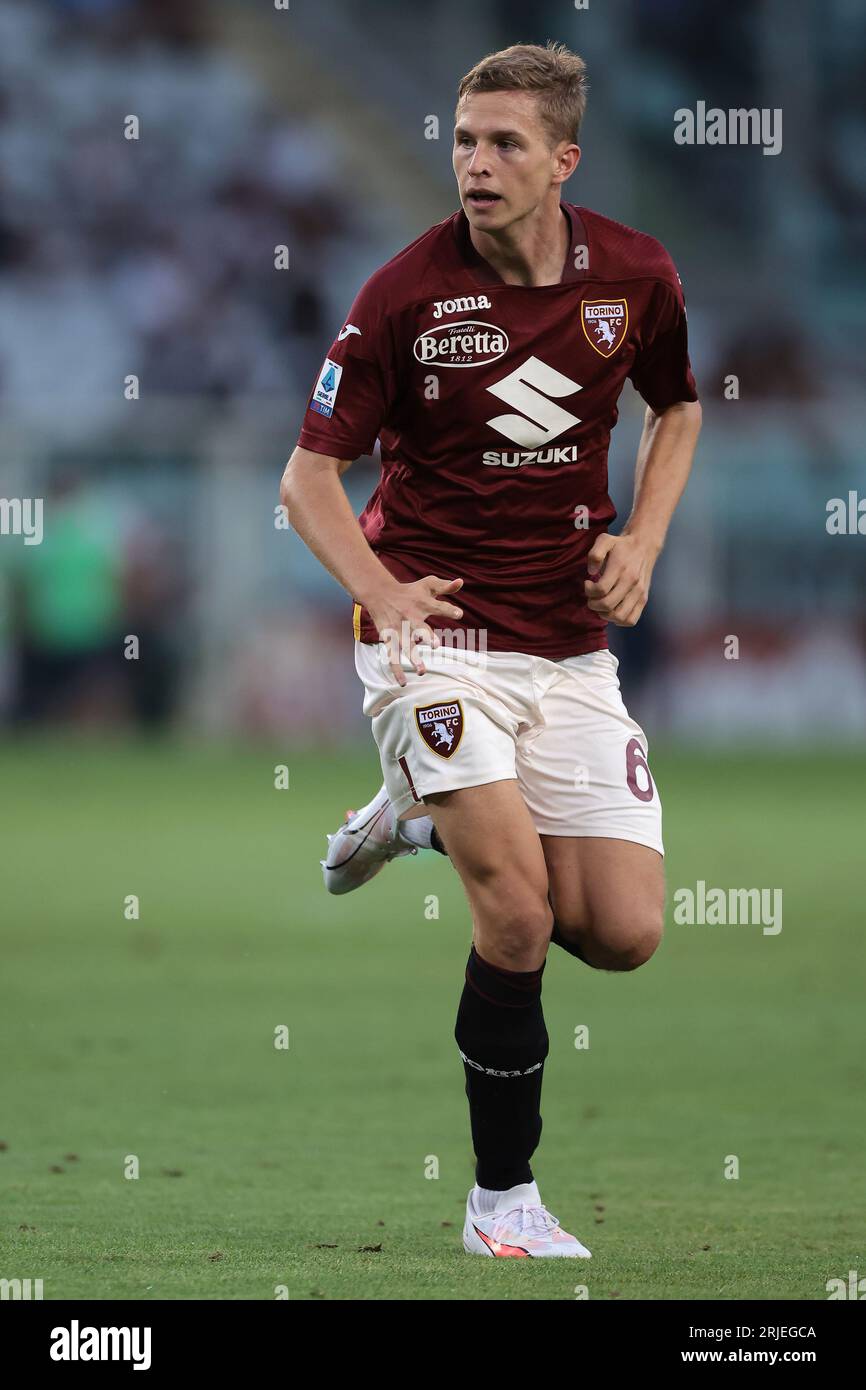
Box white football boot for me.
[463,1181,592,1258]
[321,783,418,894]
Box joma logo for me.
[431,294,491,320]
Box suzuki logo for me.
[486,356,582,448]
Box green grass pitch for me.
[1,739,863,1300]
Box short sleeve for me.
[628,268,698,413]
[297,271,397,459]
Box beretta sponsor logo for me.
[413,320,508,369]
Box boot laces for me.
[502,1201,561,1241]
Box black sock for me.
[454,945,548,1191]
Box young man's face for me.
[452,89,579,231]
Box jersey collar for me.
[453,201,588,288]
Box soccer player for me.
[281,42,701,1258]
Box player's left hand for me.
[583,532,659,627]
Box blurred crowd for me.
[1,0,863,737]
[0,0,362,423]
[0,0,371,729]
[1,470,181,727]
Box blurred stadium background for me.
[0,0,864,738]
[2,0,865,1301]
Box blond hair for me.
[456,41,588,146]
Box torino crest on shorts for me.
[415,701,464,758]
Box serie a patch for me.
[414,700,464,758]
[310,357,342,417]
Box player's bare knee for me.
[478,893,553,967]
[605,917,663,971]
[616,930,661,970]
[558,907,662,971]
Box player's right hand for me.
[365,575,464,686]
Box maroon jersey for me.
[297,201,698,658]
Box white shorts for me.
[354,640,663,854]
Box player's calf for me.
[543,836,665,969]
[552,909,663,971]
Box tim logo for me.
[415,700,464,758]
[310,356,342,418]
[581,299,628,357]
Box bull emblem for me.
[594,318,616,350]
[581,299,628,357]
[415,700,464,758]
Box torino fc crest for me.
[415,700,464,758]
[581,299,628,357]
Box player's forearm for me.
[280,449,395,606]
[621,399,702,553]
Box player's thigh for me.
[542,835,665,970]
[515,650,663,854]
[355,639,518,820]
[425,780,553,972]
[514,651,665,969]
